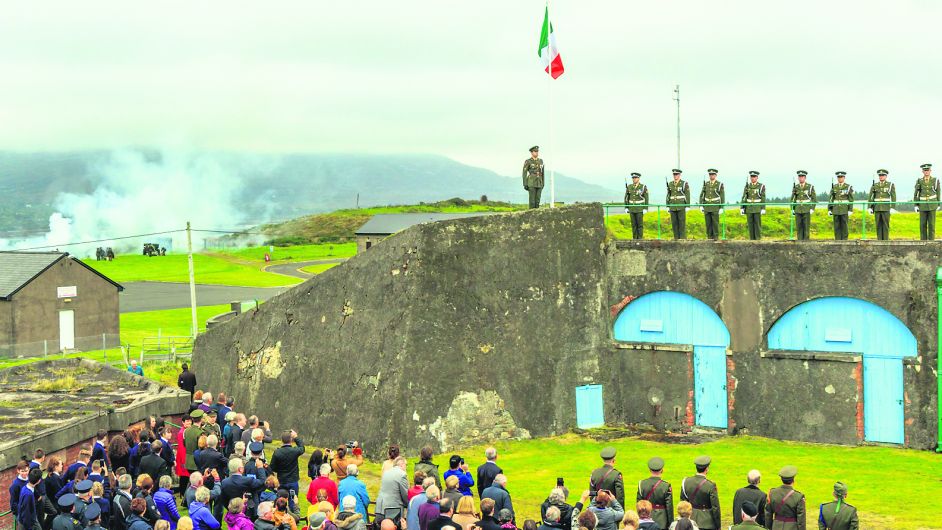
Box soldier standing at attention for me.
[637,457,673,530]
[765,466,805,530]
[730,501,763,530]
[817,482,857,530]
[666,169,690,239]
[741,171,766,240]
[522,146,544,209]
[867,169,896,240]
[625,172,649,239]
[914,163,939,240]
[828,172,853,240]
[791,171,816,240]
[589,447,625,509]
[699,169,725,240]
[680,456,720,530]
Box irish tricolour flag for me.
[538,6,564,79]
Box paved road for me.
[120,282,292,313]
[264,258,347,279]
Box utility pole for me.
[186,222,198,339]
[673,85,681,169]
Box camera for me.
[556,477,564,487]
[345,440,356,449]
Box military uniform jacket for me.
[52,513,79,530]
[765,485,805,530]
[680,475,720,530]
[828,183,854,215]
[589,464,625,508]
[867,181,896,212]
[522,158,545,189]
[730,522,764,530]
[790,183,816,214]
[183,425,203,470]
[666,180,690,211]
[699,180,725,212]
[741,183,766,214]
[817,501,857,530]
[625,183,650,213]
[913,177,940,210]
[637,477,673,529]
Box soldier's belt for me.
[796,199,811,203]
[746,199,762,203]
[919,195,938,200]
[774,517,797,523]
[629,200,645,204]
[670,195,686,200]
[874,198,891,201]
[704,198,720,202]
[651,505,667,510]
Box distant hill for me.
[0,151,616,237]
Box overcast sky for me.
[1,1,941,193]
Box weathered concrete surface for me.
[194,204,608,453]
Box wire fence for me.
[0,333,120,360]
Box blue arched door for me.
[767,296,917,444]
[613,291,730,428]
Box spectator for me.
[185,472,221,509]
[109,437,131,479]
[538,507,563,530]
[128,360,144,377]
[308,449,326,481]
[667,502,698,530]
[409,471,428,501]
[376,455,409,524]
[190,391,204,414]
[452,496,479,530]
[199,393,214,413]
[442,476,463,512]
[92,430,109,466]
[576,510,597,530]
[177,364,197,400]
[477,499,501,530]
[156,521,171,530]
[540,489,574,530]
[407,477,437,530]
[112,474,134,530]
[308,464,339,508]
[621,511,639,530]
[428,498,457,530]
[417,486,441,530]
[175,417,192,495]
[272,498,297,530]
[140,441,171,482]
[158,428,175,469]
[634,502,657,530]
[415,447,440,488]
[731,470,765,526]
[92,480,112,527]
[498,510,516,530]
[305,513,328,530]
[44,457,64,504]
[220,458,266,520]
[17,468,41,530]
[188,487,221,530]
[588,491,623,530]
[255,502,278,530]
[337,464,370,520]
[260,476,280,507]
[154,476,180,530]
[443,456,474,497]
[66,447,92,481]
[671,521,695,530]
[225,498,255,530]
[336,496,366,530]
[331,444,364,482]
[270,430,305,499]
[8,460,28,517]
[177,517,194,530]
[127,498,153,530]
[481,475,514,523]
[213,393,230,418]
[201,435,228,480]
[476,448,502,499]
[240,417,272,448]
[227,415,247,458]
[523,521,538,530]
[310,497,335,523]
[382,445,401,474]
[135,474,161,525]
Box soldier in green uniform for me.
[624,172,649,239]
[680,456,720,530]
[790,171,816,240]
[589,447,625,509]
[828,172,853,240]
[699,169,725,240]
[184,409,204,474]
[731,501,763,530]
[817,482,857,530]
[765,466,805,530]
[741,171,766,240]
[867,169,896,241]
[666,169,690,239]
[637,457,672,530]
[522,146,545,209]
[913,163,939,240]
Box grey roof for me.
[355,213,495,235]
[0,252,123,300]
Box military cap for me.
[530,146,539,152]
[205,408,217,417]
[835,171,847,177]
[749,171,760,177]
[249,441,264,454]
[75,479,93,493]
[58,493,77,509]
[779,465,798,479]
[309,512,328,527]
[190,409,204,419]
[647,457,664,471]
[694,455,711,466]
[630,172,641,178]
[707,168,718,174]
[921,163,932,170]
[833,481,848,497]
[877,169,889,175]
[671,169,683,174]
[84,502,102,521]
[225,411,236,422]
[600,447,616,459]
[797,170,808,176]
[741,500,759,517]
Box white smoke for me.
[0,150,261,257]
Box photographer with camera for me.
[587,491,622,530]
[443,456,473,498]
[331,442,363,483]
[270,430,304,512]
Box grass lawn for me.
[300,263,340,275]
[84,254,301,287]
[208,243,356,263]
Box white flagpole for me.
[547,1,555,208]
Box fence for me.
[0,333,121,360]
[137,332,195,363]
[603,199,939,240]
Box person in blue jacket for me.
[442,456,475,497]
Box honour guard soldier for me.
[522,146,545,209]
[53,494,79,530]
[637,457,673,530]
[83,503,104,530]
[765,466,805,530]
[828,172,853,240]
[589,447,625,509]
[914,163,939,240]
[730,501,763,530]
[680,456,720,530]
[72,480,93,525]
[791,171,816,240]
[699,169,725,240]
[741,171,766,240]
[666,169,690,239]
[867,169,896,240]
[817,482,857,530]
[625,172,649,239]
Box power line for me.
[10,229,184,252]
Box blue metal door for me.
[576,385,605,429]
[863,357,905,444]
[694,345,728,428]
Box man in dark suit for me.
[158,428,175,468]
[480,475,514,523]
[476,447,502,498]
[476,499,501,530]
[139,441,171,482]
[177,364,197,401]
[731,469,766,526]
[220,458,266,519]
[427,498,456,530]
[200,436,229,480]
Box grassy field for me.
[208,243,356,263]
[84,253,301,287]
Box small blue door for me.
[694,345,728,428]
[576,385,605,428]
[863,357,905,444]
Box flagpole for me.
[547,0,555,208]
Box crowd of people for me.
[8,377,860,530]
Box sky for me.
[1,1,941,194]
